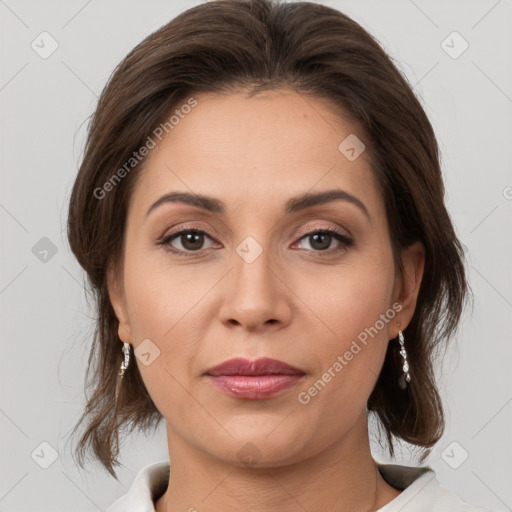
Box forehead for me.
[129,89,382,218]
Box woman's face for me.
[109,89,423,467]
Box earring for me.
[112,342,130,461]
[397,328,411,390]
[118,342,131,378]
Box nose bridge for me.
[218,227,290,331]
[232,231,279,301]
[230,203,278,279]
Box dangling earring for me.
[397,327,411,390]
[118,342,131,378]
[112,342,131,460]
[115,342,130,403]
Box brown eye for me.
[158,229,215,253]
[307,232,332,251]
[180,231,204,250]
[295,228,353,253]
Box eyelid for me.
[157,221,350,243]
[156,222,353,256]
[296,223,351,239]
[155,224,217,246]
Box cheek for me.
[122,245,198,340]
[300,251,396,345]
[294,250,396,403]
[121,248,220,410]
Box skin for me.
[108,89,425,512]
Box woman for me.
[67,0,495,510]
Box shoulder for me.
[376,461,499,512]
[106,460,170,512]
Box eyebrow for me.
[146,189,370,220]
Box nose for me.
[218,243,292,334]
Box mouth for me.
[204,357,306,400]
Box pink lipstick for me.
[205,357,305,400]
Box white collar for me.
[107,459,489,512]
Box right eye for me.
[157,228,218,254]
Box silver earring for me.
[112,342,130,460]
[118,342,131,378]
[397,330,411,390]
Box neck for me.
[156,412,401,512]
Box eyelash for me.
[156,226,353,256]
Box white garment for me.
[106,459,496,512]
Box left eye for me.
[294,228,353,252]
[157,227,352,254]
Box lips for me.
[205,357,305,377]
[205,357,306,399]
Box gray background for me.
[1,0,511,510]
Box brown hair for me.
[67,0,468,478]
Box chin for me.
[204,425,314,469]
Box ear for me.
[106,262,132,344]
[390,241,425,338]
